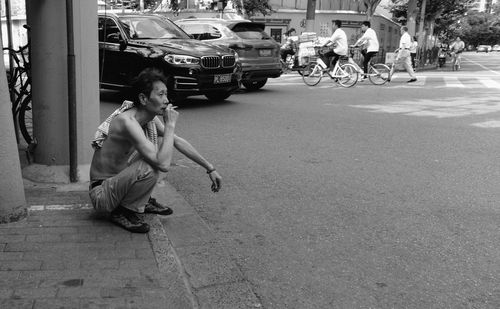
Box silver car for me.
[176,18,282,91]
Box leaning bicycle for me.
[348,46,391,85]
[3,25,34,146]
[302,49,358,88]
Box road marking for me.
[444,76,465,88]
[471,120,500,128]
[477,77,500,88]
[463,56,500,76]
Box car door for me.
[98,16,137,88]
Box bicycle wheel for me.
[302,62,323,86]
[337,63,358,88]
[18,94,33,145]
[368,63,391,85]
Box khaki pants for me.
[395,55,416,79]
[89,160,159,213]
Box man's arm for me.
[122,106,178,172]
[173,135,222,192]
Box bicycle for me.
[348,46,391,85]
[302,48,358,87]
[280,54,306,75]
[3,25,34,147]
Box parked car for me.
[492,44,500,52]
[175,18,282,91]
[98,12,240,102]
[476,45,492,53]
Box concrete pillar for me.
[24,0,99,183]
[0,31,27,223]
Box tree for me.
[460,11,500,46]
[361,0,383,20]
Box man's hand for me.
[162,104,179,128]
[208,170,222,193]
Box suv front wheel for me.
[242,78,267,91]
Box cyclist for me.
[320,20,347,72]
[353,21,379,81]
[280,28,297,62]
[449,36,465,70]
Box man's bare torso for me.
[90,109,139,181]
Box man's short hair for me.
[333,20,342,28]
[362,21,371,28]
[131,67,169,107]
[401,26,408,32]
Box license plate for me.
[259,49,272,57]
[214,74,232,84]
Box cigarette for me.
[171,106,178,109]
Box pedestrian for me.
[389,26,417,83]
[410,36,418,70]
[353,21,380,81]
[89,68,222,233]
[280,28,297,62]
[449,36,465,69]
[320,20,348,71]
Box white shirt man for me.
[321,20,347,70]
[389,26,417,83]
[354,21,380,77]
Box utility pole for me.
[305,0,316,32]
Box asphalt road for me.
[101,51,500,308]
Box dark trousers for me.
[410,52,417,69]
[321,50,340,70]
[361,51,378,74]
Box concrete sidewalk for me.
[0,149,262,308]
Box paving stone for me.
[0,251,23,260]
[0,260,42,271]
[12,287,58,298]
[161,214,216,247]
[0,298,34,309]
[57,286,102,298]
[33,298,80,309]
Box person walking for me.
[320,20,348,71]
[410,36,418,70]
[89,68,222,233]
[353,21,380,81]
[389,26,417,83]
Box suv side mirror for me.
[106,33,128,51]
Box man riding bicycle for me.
[449,37,465,70]
[320,20,347,71]
[353,21,379,81]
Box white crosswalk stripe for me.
[444,76,465,88]
[270,74,500,90]
[477,77,500,88]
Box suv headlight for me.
[164,54,200,65]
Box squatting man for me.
[89,68,222,233]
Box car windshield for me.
[120,16,190,39]
[231,23,271,40]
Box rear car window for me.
[231,24,271,40]
[179,24,222,40]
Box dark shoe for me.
[407,78,417,83]
[110,207,149,233]
[144,197,173,216]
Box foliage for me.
[362,0,383,20]
[233,0,274,17]
[459,11,500,46]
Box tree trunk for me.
[407,0,418,35]
[363,0,382,21]
[305,0,316,32]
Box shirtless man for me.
[89,68,222,233]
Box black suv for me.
[98,13,240,102]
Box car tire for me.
[242,79,267,91]
[205,91,231,102]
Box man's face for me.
[332,23,338,31]
[144,81,168,115]
[361,25,367,32]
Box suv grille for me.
[201,56,220,69]
[200,55,236,69]
[222,55,236,68]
